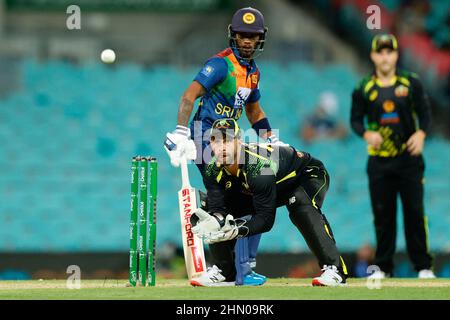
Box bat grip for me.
[180,155,190,188]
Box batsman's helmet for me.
[228,7,268,59]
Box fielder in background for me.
[164,7,284,285]
[190,118,348,287]
[350,34,435,279]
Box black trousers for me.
[367,153,433,274]
[210,158,348,280]
[285,159,347,278]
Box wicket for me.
[129,156,157,287]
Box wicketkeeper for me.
[189,118,348,287]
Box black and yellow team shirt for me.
[203,144,312,236]
[351,70,431,157]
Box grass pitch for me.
[0,278,449,300]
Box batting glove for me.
[164,125,197,167]
[267,134,289,147]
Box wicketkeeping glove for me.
[191,208,223,236]
[204,218,249,244]
[164,125,197,167]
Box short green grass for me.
[0,278,449,300]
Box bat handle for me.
[180,155,190,188]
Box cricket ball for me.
[101,49,116,64]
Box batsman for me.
[190,119,348,287]
[164,7,284,285]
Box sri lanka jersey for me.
[190,47,261,139]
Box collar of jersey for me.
[371,70,399,87]
[231,47,257,72]
[374,76,397,87]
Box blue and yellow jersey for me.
[190,48,261,137]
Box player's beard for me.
[218,150,235,165]
[238,46,255,59]
[214,144,237,166]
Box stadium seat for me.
[0,60,448,253]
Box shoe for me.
[242,272,266,286]
[312,265,346,287]
[251,271,267,281]
[418,269,436,279]
[190,265,236,287]
[367,270,386,279]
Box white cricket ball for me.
[101,49,116,64]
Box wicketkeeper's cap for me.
[230,7,266,34]
[210,118,241,140]
[371,34,398,52]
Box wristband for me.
[175,125,190,137]
[252,118,272,137]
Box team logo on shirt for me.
[382,100,395,113]
[243,13,255,24]
[225,181,232,189]
[395,85,409,97]
[251,74,258,84]
[234,87,252,108]
[201,65,214,77]
[381,100,399,124]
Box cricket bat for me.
[178,156,206,280]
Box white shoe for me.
[418,269,436,279]
[312,265,346,287]
[367,270,386,279]
[190,265,235,287]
